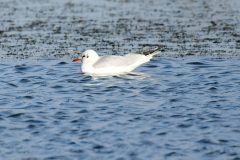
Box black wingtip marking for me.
[142,45,166,56]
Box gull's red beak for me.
[72,57,81,62]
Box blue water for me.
[0,57,240,160]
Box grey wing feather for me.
[93,54,145,68]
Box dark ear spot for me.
[87,55,89,58]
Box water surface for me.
[0,57,240,159]
[0,0,240,58]
[1,0,240,159]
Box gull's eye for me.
[82,55,86,58]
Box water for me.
[0,0,240,58]
[0,57,240,160]
[1,0,240,159]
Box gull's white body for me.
[76,49,160,76]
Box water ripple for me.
[0,57,240,159]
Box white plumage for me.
[72,48,160,76]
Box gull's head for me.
[72,49,99,64]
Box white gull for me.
[72,47,160,76]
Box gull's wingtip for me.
[143,45,166,57]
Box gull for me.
[72,47,161,76]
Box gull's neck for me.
[81,57,99,74]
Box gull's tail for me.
[142,45,165,58]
